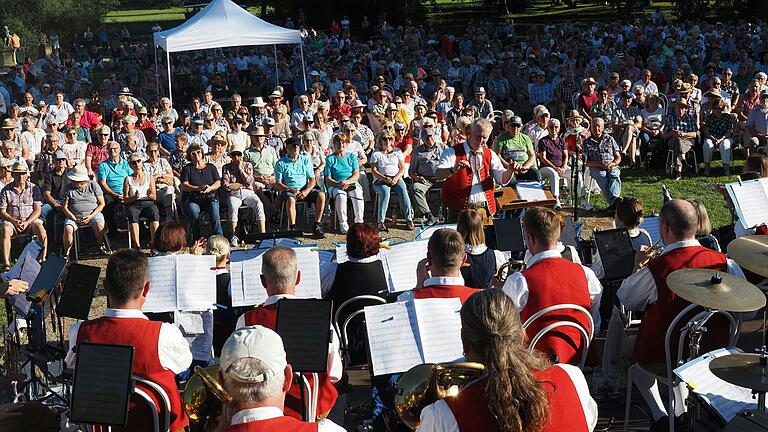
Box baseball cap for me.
[220,326,287,384]
[262,118,276,127]
[54,150,67,160]
[509,116,523,126]
[180,109,192,117]
[761,89,768,97]
[191,116,204,125]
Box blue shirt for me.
[275,154,313,190]
[97,158,132,195]
[158,129,181,152]
[324,152,359,182]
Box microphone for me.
[661,184,672,203]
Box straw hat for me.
[67,165,90,182]
[1,119,16,129]
[249,126,266,136]
[566,110,583,122]
[10,161,29,174]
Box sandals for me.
[406,220,416,230]
[377,223,389,232]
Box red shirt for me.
[395,136,413,163]
[86,143,109,173]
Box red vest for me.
[521,258,592,365]
[76,317,188,431]
[441,144,497,214]
[226,415,318,432]
[411,284,480,304]
[635,246,729,364]
[243,305,339,420]
[444,366,589,432]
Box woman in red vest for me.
[417,290,597,432]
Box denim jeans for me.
[372,178,414,223]
[184,199,223,239]
[589,166,622,204]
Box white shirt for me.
[416,363,598,432]
[397,276,466,302]
[66,308,193,374]
[235,294,343,383]
[231,406,345,431]
[502,249,603,332]
[436,142,509,205]
[617,240,745,312]
[47,101,74,125]
[633,79,659,95]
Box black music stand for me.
[594,228,636,328]
[69,342,134,428]
[57,264,101,321]
[492,217,525,252]
[275,298,333,421]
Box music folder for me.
[493,217,525,252]
[26,254,67,303]
[57,264,101,320]
[594,228,636,281]
[69,342,134,427]
[275,299,332,373]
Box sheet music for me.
[257,238,302,249]
[516,181,549,201]
[640,216,663,246]
[175,310,205,334]
[13,253,40,316]
[176,255,216,311]
[293,248,322,299]
[230,249,267,307]
[415,224,457,240]
[674,348,756,422]
[365,302,423,376]
[3,240,42,282]
[727,179,768,230]
[381,241,429,293]
[143,255,178,312]
[413,298,464,364]
[335,244,349,264]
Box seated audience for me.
[123,153,160,248]
[584,118,622,210]
[180,143,223,240]
[61,165,108,257]
[702,98,736,176]
[97,140,132,235]
[663,99,699,180]
[142,142,175,220]
[537,118,569,209]
[370,131,414,231]
[0,162,48,270]
[408,127,445,225]
[222,143,266,246]
[274,137,325,237]
[325,133,364,234]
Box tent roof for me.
[154,0,301,53]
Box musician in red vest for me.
[617,199,745,428]
[65,249,192,432]
[235,246,342,422]
[398,228,480,304]
[417,290,597,432]
[219,325,345,432]
[435,118,523,223]
[502,207,602,365]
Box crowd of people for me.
[0,9,767,432]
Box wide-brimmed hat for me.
[67,165,90,182]
[136,106,148,115]
[229,143,246,155]
[678,83,693,93]
[207,132,227,145]
[268,90,282,99]
[10,161,29,174]
[675,98,691,108]
[566,110,583,122]
[1,119,15,129]
[251,97,266,108]
[249,126,266,136]
[350,100,366,109]
[116,87,132,96]
[262,118,276,127]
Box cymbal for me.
[666,268,765,312]
[709,353,768,393]
[727,236,768,277]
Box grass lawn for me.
[103,5,267,24]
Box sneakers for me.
[230,236,240,247]
[313,223,325,239]
[339,223,349,235]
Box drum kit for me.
[664,236,768,420]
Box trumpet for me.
[394,362,485,430]
[184,365,232,432]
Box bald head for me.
[659,199,698,242]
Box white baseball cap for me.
[220,326,287,383]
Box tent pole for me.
[273,45,279,91]
[300,41,307,92]
[166,49,173,105]
[154,44,160,100]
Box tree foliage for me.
[0,0,118,47]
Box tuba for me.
[394,362,485,430]
[183,365,232,432]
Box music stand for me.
[70,342,134,428]
[26,254,67,304]
[275,298,333,421]
[594,228,636,281]
[493,217,525,252]
[57,264,101,321]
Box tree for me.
[0,0,118,47]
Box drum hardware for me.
[710,352,768,412]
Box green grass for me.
[103,5,267,23]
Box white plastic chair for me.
[522,303,594,368]
[333,295,386,367]
[623,304,738,432]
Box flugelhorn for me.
[184,365,232,432]
[394,362,485,430]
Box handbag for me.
[188,190,217,204]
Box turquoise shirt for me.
[275,154,314,190]
[324,152,359,182]
[97,158,132,195]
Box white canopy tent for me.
[152,0,306,104]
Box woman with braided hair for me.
[417,289,597,432]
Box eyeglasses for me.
[395,128,405,132]
[108,147,120,151]
[148,149,159,153]
[130,160,140,165]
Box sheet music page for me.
[415,224,457,240]
[335,244,349,264]
[727,179,768,229]
[413,298,464,363]
[3,240,42,282]
[516,181,549,201]
[176,255,216,311]
[258,238,302,249]
[381,241,429,293]
[365,302,423,375]
[639,216,663,246]
[674,348,756,422]
[143,255,177,312]
[293,248,322,299]
[13,254,41,316]
[231,249,267,307]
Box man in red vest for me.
[502,207,602,365]
[398,228,480,304]
[235,247,342,421]
[435,118,523,223]
[617,199,745,428]
[65,249,192,432]
[219,325,345,432]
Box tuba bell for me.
[394,362,485,430]
[183,365,233,432]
